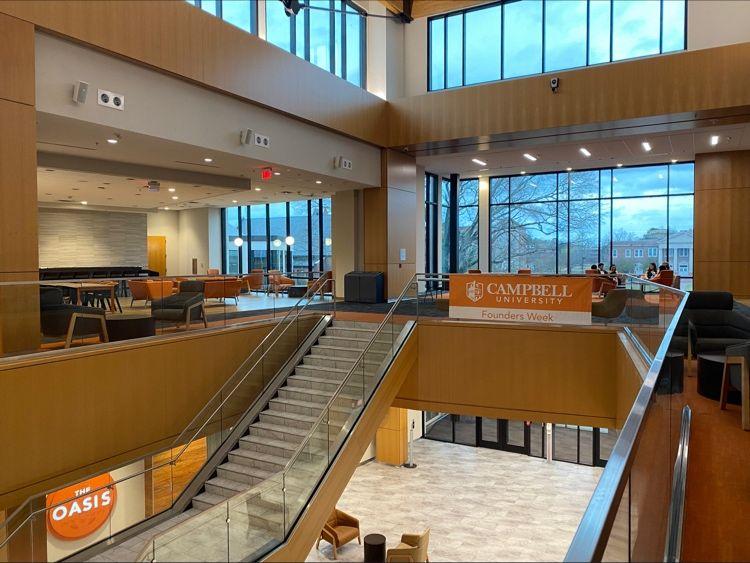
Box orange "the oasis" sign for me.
[46,474,117,541]
[449,274,592,325]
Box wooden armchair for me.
[386,529,430,563]
[307,271,332,296]
[268,270,294,295]
[243,270,265,293]
[317,508,360,560]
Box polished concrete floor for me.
[308,439,602,562]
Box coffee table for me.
[287,285,308,298]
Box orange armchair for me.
[204,279,242,303]
[145,280,175,302]
[307,271,332,296]
[268,270,294,295]
[127,279,149,306]
[242,270,265,293]
[651,269,675,287]
[317,508,360,560]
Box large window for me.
[187,0,257,34]
[428,0,686,91]
[425,173,439,275]
[221,198,332,275]
[441,178,451,273]
[458,179,479,272]
[265,0,366,88]
[488,163,694,285]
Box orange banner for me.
[449,274,593,325]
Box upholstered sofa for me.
[151,292,207,330]
[204,279,242,303]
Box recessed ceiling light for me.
[566,167,572,172]
[168,188,176,193]
[203,157,213,163]
[479,168,489,172]
[164,206,170,210]
[274,172,281,176]
[107,138,118,145]
[671,159,678,164]
[315,180,322,184]
[255,187,262,192]
[523,153,537,162]
[472,158,487,166]
[710,135,720,146]
[616,163,623,167]
[579,147,591,157]
[520,171,526,175]
[81,201,88,205]
[171,196,178,200]
[232,199,238,203]
[641,141,652,152]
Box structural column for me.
[363,149,417,297]
[694,151,750,298]
[0,13,40,354]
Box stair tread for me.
[281,385,358,400]
[296,364,350,374]
[250,421,309,437]
[240,434,301,451]
[206,476,249,493]
[218,462,274,480]
[270,396,353,412]
[229,448,289,466]
[193,492,225,507]
[260,410,318,424]
[312,344,387,354]
[303,354,382,366]
[289,374,368,386]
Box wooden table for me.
[47,281,121,312]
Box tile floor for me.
[307,439,602,562]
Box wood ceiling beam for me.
[379,0,496,20]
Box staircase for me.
[186,320,400,536]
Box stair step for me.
[217,462,274,486]
[301,355,382,373]
[205,476,249,498]
[330,320,383,330]
[239,434,316,459]
[288,374,371,392]
[318,335,393,351]
[259,409,318,430]
[311,344,388,360]
[268,396,355,418]
[249,421,308,442]
[192,491,226,511]
[278,385,359,405]
[228,448,290,472]
[324,327,378,339]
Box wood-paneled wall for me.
[0,1,387,146]
[389,42,750,148]
[694,151,750,297]
[363,149,417,297]
[393,321,641,428]
[0,317,325,509]
[0,13,39,355]
[375,407,407,465]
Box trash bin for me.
[344,271,385,304]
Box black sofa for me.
[40,286,108,348]
[671,291,750,356]
[151,292,207,330]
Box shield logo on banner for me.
[466,280,484,303]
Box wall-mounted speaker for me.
[72,81,89,104]
[240,128,253,145]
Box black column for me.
[449,173,459,273]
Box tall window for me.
[222,198,332,275]
[187,0,257,34]
[425,174,439,275]
[458,179,479,272]
[441,178,451,273]
[488,163,694,286]
[265,0,366,88]
[428,0,686,91]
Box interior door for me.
[147,235,167,276]
[477,418,531,455]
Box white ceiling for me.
[417,123,750,177]
[36,113,371,212]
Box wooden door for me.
[147,236,167,276]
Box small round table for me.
[363,533,386,563]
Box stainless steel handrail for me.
[665,405,692,563]
[0,275,335,546]
[564,279,689,562]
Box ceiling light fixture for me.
[234,237,244,247]
[315,180,322,185]
[272,238,282,248]
[671,159,678,164]
[325,237,332,247]
[523,153,538,162]
[274,172,281,176]
[232,199,238,203]
[520,171,526,175]
[566,167,572,172]
[616,163,623,167]
[255,187,262,192]
[472,158,487,166]
[106,138,118,145]
[579,147,591,157]
[164,206,170,210]
[285,235,295,246]
[710,135,720,146]
[168,188,176,193]
[81,201,88,205]
[641,141,652,152]
[171,196,178,200]
[203,157,213,163]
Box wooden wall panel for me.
[394,321,624,427]
[694,151,750,298]
[375,407,407,465]
[0,1,387,146]
[0,317,326,508]
[0,13,34,105]
[389,42,750,148]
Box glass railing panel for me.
[228,477,284,561]
[285,420,331,530]
[153,502,229,562]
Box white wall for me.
[35,33,381,188]
[403,17,428,99]
[688,1,750,50]
[147,208,221,276]
[386,16,406,100]
[178,208,212,275]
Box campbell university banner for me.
[449,274,593,325]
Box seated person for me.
[597,262,607,275]
[642,262,658,280]
[609,264,624,285]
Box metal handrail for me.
[0,275,335,546]
[665,405,692,563]
[564,281,690,561]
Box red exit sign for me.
[261,167,273,181]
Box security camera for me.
[550,77,560,93]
